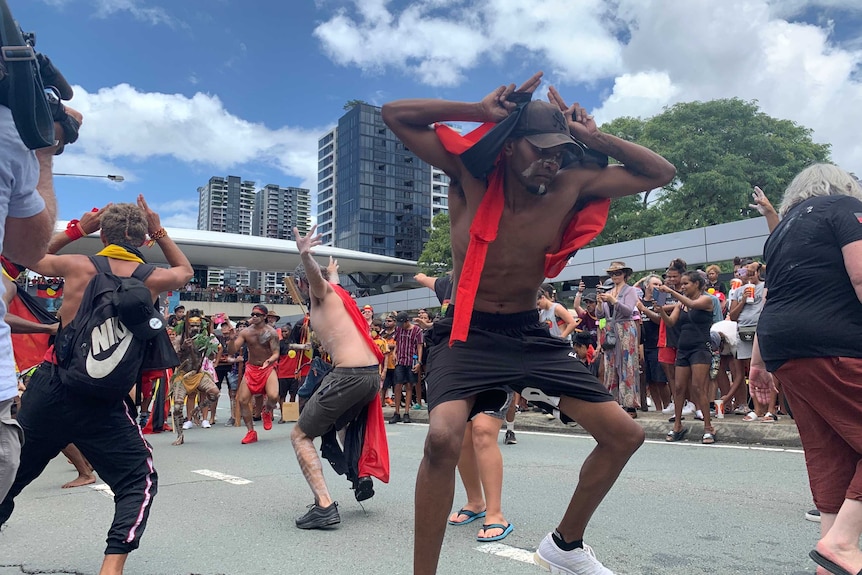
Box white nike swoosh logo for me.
[86,328,134,379]
[568,352,578,359]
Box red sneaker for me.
[241,430,258,444]
[262,409,273,431]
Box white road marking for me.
[191,469,252,485]
[90,484,114,499]
[474,542,536,564]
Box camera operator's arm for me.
[4,106,82,268]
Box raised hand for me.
[78,204,111,235]
[294,225,322,256]
[548,86,598,141]
[479,71,544,123]
[749,186,776,216]
[137,195,162,234]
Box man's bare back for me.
[308,293,379,369]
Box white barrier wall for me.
[356,216,772,314]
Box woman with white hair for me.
[749,164,862,575]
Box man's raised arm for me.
[548,87,675,200]
[382,72,544,179]
[293,225,331,302]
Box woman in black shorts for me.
[656,271,717,444]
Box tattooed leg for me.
[290,425,332,507]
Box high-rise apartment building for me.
[317,103,431,260]
[252,184,312,290]
[197,175,256,287]
[431,166,450,220]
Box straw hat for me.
[605,261,633,275]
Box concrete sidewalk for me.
[384,405,802,448]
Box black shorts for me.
[425,308,612,417]
[675,346,712,367]
[297,366,380,438]
[278,377,299,398]
[382,370,396,389]
[394,364,417,385]
[643,348,667,383]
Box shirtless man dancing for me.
[383,71,675,574]
[225,304,279,444]
[289,225,383,529]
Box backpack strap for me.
[131,263,156,283]
[88,255,112,273]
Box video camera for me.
[0,0,78,151]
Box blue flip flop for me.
[448,508,486,526]
[477,523,514,542]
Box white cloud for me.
[68,83,327,192]
[313,0,623,86]
[593,0,862,172]
[150,199,199,230]
[92,0,178,27]
[315,0,862,173]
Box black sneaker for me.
[138,411,150,428]
[504,430,517,445]
[388,413,401,424]
[296,502,340,529]
[353,477,375,502]
[402,413,412,424]
[805,509,821,523]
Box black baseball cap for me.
[512,101,583,156]
[395,311,410,323]
[115,280,165,340]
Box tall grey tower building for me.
[252,184,312,290]
[316,103,431,261]
[197,175,256,287]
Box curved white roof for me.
[55,224,419,274]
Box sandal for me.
[476,523,514,542]
[665,427,689,442]
[702,432,716,444]
[448,508,486,526]
[760,412,777,422]
[742,411,759,422]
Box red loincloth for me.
[244,363,275,395]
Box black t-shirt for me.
[434,275,453,305]
[759,195,862,371]
[640,298,661,349]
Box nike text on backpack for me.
[54,256,166,401]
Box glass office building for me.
[318,103,431,261]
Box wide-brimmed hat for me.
[266,310,280,321]
[605,261,633,275]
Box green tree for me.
[343,99,369,110]
[598,98,831,238]
[417,212,452,274]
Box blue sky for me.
[16,0,862,229]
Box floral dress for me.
[598,285,641,410]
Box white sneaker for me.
[681,401,696,416]
[646,397,653,408]
[182,420,194,430]
[201,420,212,428]
[661,401,675,415]
[534,533,614,574]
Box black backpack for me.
[54,256,157,401]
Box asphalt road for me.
[0,407,820,575]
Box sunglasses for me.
[250,312,264,318]
[609,271,625,277]
[385,319,394,323]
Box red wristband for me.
[64,220,84,241]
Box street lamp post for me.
[53,173,125,182]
